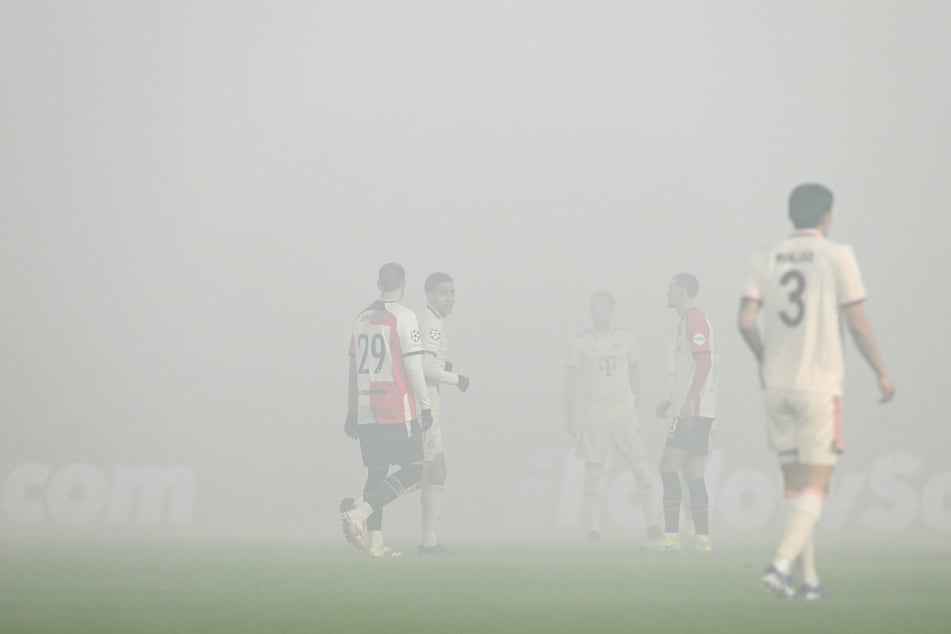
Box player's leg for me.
[420,405,449,554]
[420,453,451,554]
[682,417,714,551]
[659,417,687,549]
[764,391,839,597]
[792,532,825,599]
[772,462,833,577]
[614,411,662,545]
[361,422,425,556]
[576,408,610,542]
[582,460,606,542]
[341,424,387,553]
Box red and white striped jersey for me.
[742,230,866,396]
[349,300,430,425]
[667,308,719,419]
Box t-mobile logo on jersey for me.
[598,356,617,376]
[1,464,197,526]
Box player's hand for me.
[655,399,671,419]
[457,375,470,392]
[420,408,434,431]
[443,361,453,372]
[877,374,896,403]
[343,412,358,439]
[679,401,693,422]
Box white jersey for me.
[742,229,867,396]
[349,300,430,425]
[416,305,460,391]
[567,329,638,411]
[666,308,719,419]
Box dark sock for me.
[661,472,681,533]
[686,478,709,536]
[364,462,423,525]
[363,466,388,531]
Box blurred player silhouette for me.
[341,262,432,557]
[738,184,895,599]
[415,272,470,556]
[655,274,720,552]
[565,292,663,546]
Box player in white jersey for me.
[416,272,470,556]
[655,274,719,552]
[565,292,663,546]
[340,262,433,557]
[738,184,895,599]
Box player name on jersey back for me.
[350,300,424,425]
[743,230,866,396]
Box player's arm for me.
[345,338,358,439]
[843,303,895,403]
[835,245,895,402]
[737,298,764,364]
[422,352,461,386]
[398,313,432,424]
[680,311,713,418]
[628,362,641,403]
[565,366,579,437]
[656,352,674,419]
[626,332,640,402]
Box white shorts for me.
[765,388,843,466]
[575,407,646,465]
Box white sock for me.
[352,500,373,521]
[582,463,604,533]
[800,535,820,587]
[369,530,384,554]
[630,460,662,532]
[773,488,823,574]
[421,484,443,548]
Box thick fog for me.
[1,1,948,542]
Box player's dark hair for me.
[672,273,700,298]
[425,272,453,293]
[378,262,405,292]
[590,291,615,309]
[788,183,834,229]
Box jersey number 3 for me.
[779,269,806,327]
[357,333,387,374]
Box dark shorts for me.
[665,417,714,456]
[358,421,423,468]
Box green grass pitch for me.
[1,536,949,633]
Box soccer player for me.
[565,292,663,546]
[340,262,433,558]
[738,184,895,599]
[416,272,470,556]
[655,273,719,552]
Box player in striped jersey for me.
[340,263,433,557]
[655,273,720,552]
[739,184,895,599]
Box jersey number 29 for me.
[357,333,387,374]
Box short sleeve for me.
[835,244,867,307]
[397,310,423,355]
[741,251,766,304]
[685,310,711,353]
[422,322,442,354]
